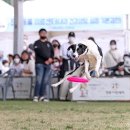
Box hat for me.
[68,32,75,37]
[39,28,47,33]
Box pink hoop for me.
[67,76,89,83]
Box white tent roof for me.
[23,0,130,18]
[0,0,13,32]
[0,0,13,18]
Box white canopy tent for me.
[23,0,130,17]
[1,0,130,54]
[0,0,13,17]
[0,0,13,32]
[23,0,130,54]
[23,0,129,32]
[0,0,14,58]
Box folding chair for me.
[0,80,5,100]
[0,69,16,101]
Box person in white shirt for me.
[59,32,77,100]
[60,32,76,78]
[21,50,35,77]
[104,40,122,68]
[104,40,123,76]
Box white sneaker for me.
[44,99,49,102]
[33,97,39,102]
[39,96,45,101]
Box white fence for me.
[0,77,32,99]
[0,77,130,101]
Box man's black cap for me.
[68,32,75,37]
[39,28,47,33]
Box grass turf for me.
[0,101,130,130]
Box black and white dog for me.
[52,39,103,87]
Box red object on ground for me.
[67,76,89,83]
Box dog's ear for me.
[67,45,72,51]
[82,45,87,51]
[78,43,83,48]
[78,43,87,50]
[67,44,76,51]
[77,43,88,55]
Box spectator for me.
[8,54,14,66]
[11,54,23,77]
[23,35,29,50]
[104,40,122,67]
[60,32,76,78]
[51,40,61,77]
[1,60,9,74]
[0,51,4,74]
[27,44,35,60]
[59,32,77,100]
[33,28,54,102]
[28,51,35,61]
[104,40,123,76]
[21,50,35,77]
[52,40,61,59]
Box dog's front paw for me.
[85,74,91,79]
[87,75,92,79]
[95,71,100,78]
[90,70,99,78]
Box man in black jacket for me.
[33,28,54,102]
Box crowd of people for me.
[0,51,35,77]
[103,40,130,77]
[0,28,129,102]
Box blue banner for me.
[6,16,125,32]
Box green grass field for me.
[0,101,130,130]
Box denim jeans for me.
[34,64,51,99]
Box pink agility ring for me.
[67,76,89,83]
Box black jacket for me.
[34,40,54,64]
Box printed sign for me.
[6,15,126,32]
[72,77,130,101]
[0,77,32,99]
